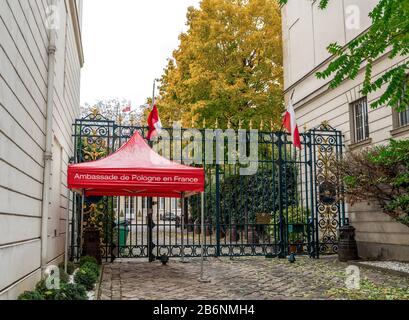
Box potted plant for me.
[288,232,304,254]
[271,206,309,253]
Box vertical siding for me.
[0,0,83,299]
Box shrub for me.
[74,267,98,291]
[35,279,48,295]
[222,166,298,224]
[39,284,88,301]
[35,280,60,300]
[59,267,70,284]
[18,291,44,300]
[82,262,100,277]
[58,261,76,275]
[35,267,69,295]
[79,256,99,267]
[30,274,89,300]
[270,207,310,242]
[60,283,88,300]
[335,139,409,225]
[271,206,310,224]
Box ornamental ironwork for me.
[311,123,345,255]
[69,113,346,261]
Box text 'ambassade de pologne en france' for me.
[73,173,200,184]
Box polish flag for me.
[147,105,162,140]
[282,100,301,149]
[122,105,131,113]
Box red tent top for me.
[67,132,205,198]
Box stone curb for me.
[95,265,104,300]
[350,261,409,278]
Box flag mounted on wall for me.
[282,100,302,149]
[147,105,163,141]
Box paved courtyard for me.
[99,256,409,300]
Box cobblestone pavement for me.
[99,256,409,300]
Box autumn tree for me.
[158,0,283,129]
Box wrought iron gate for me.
[70,111,346,262]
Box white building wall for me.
[282,0,409,261]
[0,0,83,299]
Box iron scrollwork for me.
[71,112,345,261]
[314,124,343,255]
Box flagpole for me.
[290,90,299,156]
[281,90,296,132]
[290,90,295,101]
[152,78,160,109]
[152,79,156,109]
[147,78,159,263]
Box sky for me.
[80,0,200,111]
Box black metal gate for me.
[70,111,346,262]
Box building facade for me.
[117,197,182,222]
[282,0,409,260]
[0,0,84,299]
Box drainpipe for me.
[41,1,57,274]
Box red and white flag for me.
[147,105,162,140]
[122,104,132,113]
[282,100,301,149]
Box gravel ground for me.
[359,261,409,274]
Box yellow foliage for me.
[157,0,284,129]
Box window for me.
[130,197,134,215]
[351,97,369,143]
[398,77,409,127]
[124,196,129,214]
[171,199,181,211]
[399,108,409,127]
[159,198,165,210]
[392,76,409,129]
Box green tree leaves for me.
[280,0,409,112]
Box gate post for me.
[310,129,320,259]
[147,197,156,262]
[277,132,286,258]
[307,130,318,259]
[307,123,345,258]
[70,193,76,261]
[215,164,221,257]
[337,130,347,227]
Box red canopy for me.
[67,132,205,198]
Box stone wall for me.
[349,203,409,262]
